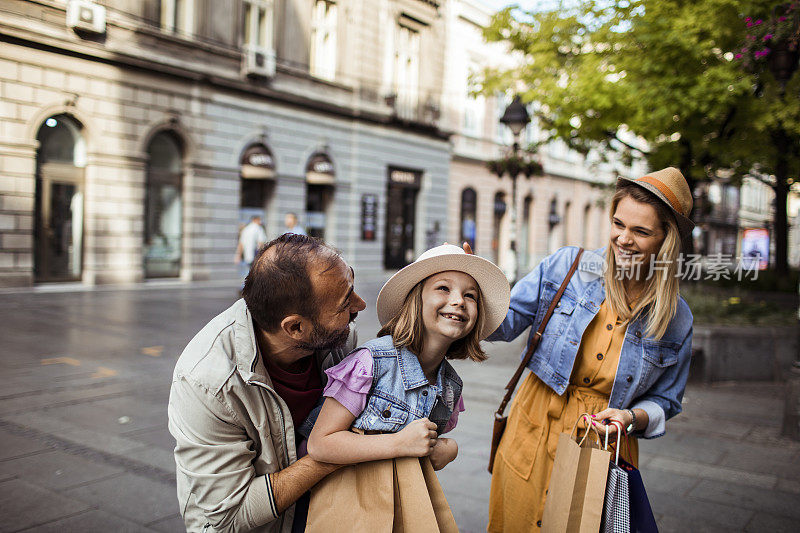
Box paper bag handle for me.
[604,420,625,464]
[569,413,601,447]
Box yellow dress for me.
[488,300,639,532]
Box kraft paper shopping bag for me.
[542,415,611,533]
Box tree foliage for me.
[479,0,800,187]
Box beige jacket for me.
[168,299,353,532]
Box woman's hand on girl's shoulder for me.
[394,418,438,458]
[429,438,458,470]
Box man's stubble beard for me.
[294,316,354,353]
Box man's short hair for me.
[243,233,340,333]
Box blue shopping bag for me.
[618,457,658,533]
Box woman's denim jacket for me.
[487,246,693,439]
[351,335,463,435]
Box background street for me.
[0,281,798,532]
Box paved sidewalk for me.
[0,283,798,532]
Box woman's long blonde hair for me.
[603,181,682,340]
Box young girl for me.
[306,244,510,532]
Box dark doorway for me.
[384,167,421,269]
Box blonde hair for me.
[603,181,682,340]
[377,275,488,362]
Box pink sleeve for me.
[323,348,374,417]
[442,396,466,434]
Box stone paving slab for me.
[18,510,154,533]
[689,479,800,519]
[0,431,51,461]
[122,425,176,451]
[0,449,123,490]
[648,488,754,531]
[146,514,186,533]
[124,446,177,473]
[3,412,151,456]
[63,472,179,525]
[742,512,798,532]
[0,478,92,532]
[646,456,779,490]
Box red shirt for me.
[264,355,323,431]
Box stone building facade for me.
[441,0,646,280]
[0,0,450,287]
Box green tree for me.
[480,0,800,272]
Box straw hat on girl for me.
[377,244,510,339]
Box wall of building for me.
[442,0,627,281]
[0,0,451,287]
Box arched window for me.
[582,203,592,247]
[492,191,507,264]
[34,114,85,282]
[460,188,477,251]
[144,131,183,278]
[547,197,560,254]
[520,195,533,271]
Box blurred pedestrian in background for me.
[486,167,695,531]
[284,212,306,236]
[235,215,267,279]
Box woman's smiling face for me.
[420,271,479,343]
[610,195,665,273]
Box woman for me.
[487,167,694,531]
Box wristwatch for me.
[625,409,637,434]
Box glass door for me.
[34,164,84,282]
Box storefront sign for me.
[361,194,377,241]
[389,168,421,188]
[306,153,336,184]
[240,144,275,179]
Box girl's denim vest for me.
[351,335,463,435]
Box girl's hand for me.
[394,418,438,457]
[429,437,458,470]
[590,408,632,437]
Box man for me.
[283,212,306,236]
[169,233,366,532]
[236,215,268,273]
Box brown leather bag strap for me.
[494,248,584,418]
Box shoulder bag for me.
[488,248,584,473]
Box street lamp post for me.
[497,96,531,283]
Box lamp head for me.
[500,95,530,137]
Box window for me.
[520,195,533,271]
[463,94,485,137]
[310,0,337,80]
[492,191,507,264]
[243,0,274,49]
[460,188,477,251]
[563,201,572,244]
[393,23,420,120]
[582,203,591,247]
[34,115,85,282]
[144,132,183,278]
[160,0,194,35]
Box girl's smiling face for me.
[420,271,479,343]
[610,195,665,273]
